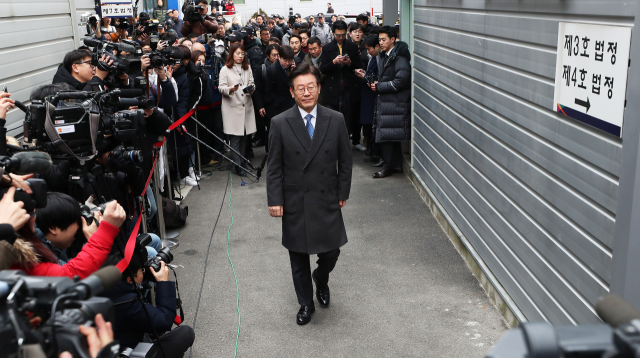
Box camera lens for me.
[156,247,173,264]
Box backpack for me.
[162,197,188,229]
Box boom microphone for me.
[0,151,53,175]
[596,294,640,327]
[113,88,144,98]
[66,266,121,300]
[56,91,94,100]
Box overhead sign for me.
[100,0,133,18]
[553,23,632,137]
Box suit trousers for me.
[288,248,340,306]
[380,142,403,170]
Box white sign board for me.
[553,23,632,137]
[100,0,134,18]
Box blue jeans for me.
[145,233,162,258]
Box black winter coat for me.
[244,39,265,110]
[52,65,86,90]
[265,60,295,114]
[374,41,411,142]
[103,281,177,350]
[172,65,190,120]
[267,105,352,254]
[318,40,363,107]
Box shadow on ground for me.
[169,147,507,358]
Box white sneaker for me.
[353,144,367,152]
[184,176,198,186]
[188,167,200,181]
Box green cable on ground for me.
[226,171,241,358]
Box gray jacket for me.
[374,41,411,142]
[311,22,334,46]
[267,105,353,254]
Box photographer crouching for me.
[105,253,195,357]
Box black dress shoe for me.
[371,159,384,167]
[392,168,403,174]
[252,139,265,148]
[373,169,393,179]
[296,305,315,325]
[235,166,247,177]
[312,269,330,308]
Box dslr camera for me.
[242,84,255,94]
[137,234,174,282]
[364,72,378,84]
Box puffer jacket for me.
[374,41,411,142]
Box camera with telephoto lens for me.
[137,234,173,282]
[111,145,143,164]
[364,72,378,84]
[83,38,142,79]
[0,268,140,358]
[242,84,255,94]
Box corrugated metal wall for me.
[411,0,634,324]
[0,0,84,136]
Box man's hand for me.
[117,72,129,86]
[354,69,365,78]
[0,92,15,118]
[157,40,167,50]
[96,54,114,80]
[370,81,378,92]
[101,201,126,228]
[140,55,151,71]
[166,66,174,80]
[269,205,283,217]
[150,261,170,281]
[259,108,266,117]
[0,187,30,231]
[76,313,114,358]
[156,65,168,81]
[2,173,34,194]
[339,200,347,209]
[81,216,99,240]
[333,55,343,65]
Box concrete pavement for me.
[169,147,507,358]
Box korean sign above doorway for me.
[553,22,631,137]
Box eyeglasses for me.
[334,33,346,38]
[75,60,95,68]
[294,84,318,95]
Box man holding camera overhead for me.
[180,0,218,37]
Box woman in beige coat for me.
[218,43,256,176]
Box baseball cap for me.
[292,23,301,29]
[158,23,164,29]
[242,27,255,37]
[227,31,243,42]
[317,13,324,18]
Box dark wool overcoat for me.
[267,105,353,254]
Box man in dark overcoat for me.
[267,63,353,325]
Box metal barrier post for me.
[194,111,202,175]
[153,153,166,243]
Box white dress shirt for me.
[299,105,318,129]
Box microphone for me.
[83,37,105,48]
[56,91,94,100]
[0,151,53,175]
[66,266,122,300]
[112,42,137,54]
[13,100,29,113]
[596,294,640,327]
[113,88,144,98]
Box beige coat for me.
[218,64,257,136]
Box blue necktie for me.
[305,114,314,139]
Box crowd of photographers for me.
[0,1,409,357]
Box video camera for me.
[83,38,143,84]
[487,294,640,358]
[0,177,48,213]
[0,267,134,358]
[22,89,148,157]
[182,0,205,23]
